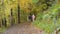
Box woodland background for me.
[0,0,60,33]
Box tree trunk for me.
[18,5,20,23]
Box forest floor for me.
[1,22,45,34]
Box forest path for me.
[1,22,45,34]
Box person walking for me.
[32,14,35,22]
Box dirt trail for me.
[1,22,45,34]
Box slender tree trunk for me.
[3,17,7,27]
[10,9,14,25]
[18,5,20,23]
[0,18,2,27]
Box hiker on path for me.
[32,14,35,22]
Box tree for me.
[18,4,20,23]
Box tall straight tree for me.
[1,0,6,27]
[10,8,13,25]
[18,4,20,23]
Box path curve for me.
[1,22,45,34]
